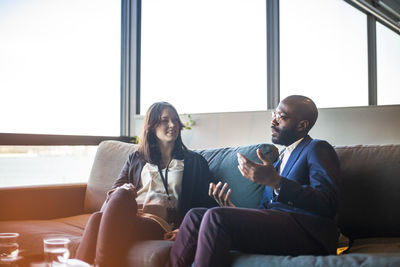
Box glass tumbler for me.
[43,237,70,267]
[0,233,20,263]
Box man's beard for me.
[271,125,298,146]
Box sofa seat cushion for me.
[122,239,400,267]
[126,240,173,267]
[0,214,90,261]
[230,252,400,267]
[348,238,400,254]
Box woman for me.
[76,102,215,267]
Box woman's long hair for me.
[138,102,188,165]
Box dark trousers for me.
[169,207,328,267]
[76,189,165,267]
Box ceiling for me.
[375,0,400,22]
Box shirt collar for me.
[285,137,304,154]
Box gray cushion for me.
[230,252,400,267]
[126,240,173,267]
[335,145,400,239]
[197,144,279,208]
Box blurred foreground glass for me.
[43,237,70,267]
[0,233,20,264]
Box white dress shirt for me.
[136,159,184,222]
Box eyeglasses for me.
[271,111,289,123]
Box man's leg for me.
[194,207,327,267]
[169,208,207,267]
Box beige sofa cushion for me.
[84,141,138,213]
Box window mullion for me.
[267,0,280,109]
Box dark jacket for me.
[111,149,217,224]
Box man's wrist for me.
[273,177,283,195]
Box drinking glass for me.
[0,233,20,264]
[43,237,70,267]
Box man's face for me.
[270,101,299,146]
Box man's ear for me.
[297,120,309,132]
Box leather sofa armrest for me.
[0,183,87,221]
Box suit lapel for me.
[281,135,312,177]
[274,149,285,170]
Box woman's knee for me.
[103,187,137,213]
[109,187,135,202]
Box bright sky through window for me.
[0,0,121,136]
[141,0,267,114]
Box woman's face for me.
[154,107,180,145]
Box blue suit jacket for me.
[260,135,340,218]
[259,135,340,253]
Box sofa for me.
[1,140,400,266]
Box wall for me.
[133,105,400,149]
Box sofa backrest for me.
[84,141,278,212]
[196,144,279,208]
[84,141,138,213]
[335,144,400,239]
[84,141,400,240]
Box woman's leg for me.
[94,188,138,267]
[77,188,166,267]
[75,212,103,264]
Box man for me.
[169,95,340,267]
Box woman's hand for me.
[209,182,235,207]
[117,183,137,198]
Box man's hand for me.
[209,182,236,207]
[237,148,282,189]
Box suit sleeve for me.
[276,141,340,218]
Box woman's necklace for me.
[157,160,171,200]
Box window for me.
[0,0,121,187]
[0,146,97,187]
[377,22,400,105]
[280,0,368,108]
[0,0,121,136]
[140,0,267,114]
